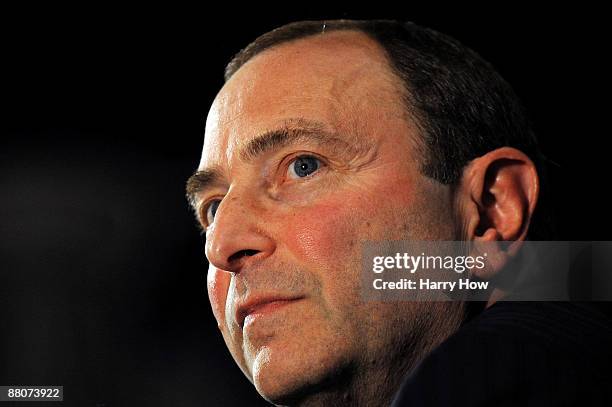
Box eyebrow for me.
[240,120,357,162]
[185,166,224,208]
[185,118,371,208]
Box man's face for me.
[195,31,462,404]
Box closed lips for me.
[237,296,304,328]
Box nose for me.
[204,193,276,273]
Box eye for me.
[204,199,221,226]
[287,155,322,179]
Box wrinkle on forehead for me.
[200,30,414,172]
[220,31,402,111]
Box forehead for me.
[200,30,408,169]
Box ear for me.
[455,147,539,281]
[459,147,539,242]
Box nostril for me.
[228,249,259,263]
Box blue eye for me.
[288,156,321,179]
[206,199,221,225]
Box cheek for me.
[282,196,367,267]
[207,266,231,326]
[279,176,419,265]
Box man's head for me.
[186,20,542,405]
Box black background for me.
[1,5,607,406]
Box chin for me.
[249,338,353,405]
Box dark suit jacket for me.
[392,302,612,406]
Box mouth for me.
[237,296,304,329]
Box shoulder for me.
[392,302,612,407]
